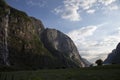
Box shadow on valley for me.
[0,64,120,80]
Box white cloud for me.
[67,26,98,41]
[26,0,47,7]
[80,0,97,10]
[108,5,119,10]
[99,0,116,6]
[86,9,95,14]
[67,24,120,63]
[54,0,81,21]
[61,7,81,21]
[54,0,119,21]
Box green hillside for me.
[0,65,120,80]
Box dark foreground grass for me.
[0,65,120,80]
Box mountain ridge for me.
[104,43,120,64]
[0,0,88,69]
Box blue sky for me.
[5,0,120,63]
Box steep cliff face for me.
[82,58,91,67]
[0,0,55,69]
[104,43,120,64]
[41,28,85,67]
[30,17,44,36]
[0,0,10,65]
[104,49,116,64]
[0,0,86,69]
[8,7,55,69]
[112,43,120,63]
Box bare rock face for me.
[0,0,54,69]
[41,28,85,67]
[104,49,116,64]
[112,43,120,63]
[0,0,86,69]
[104,43,120,64]
[0,0,10,65]
[82,58,91,67]
[30,17,44,36]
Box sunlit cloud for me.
[98,0,116,6]
[67,26,98,41]
[54,0,119,21]
[54,0,81,21]
[67,24,120,63]
[80,0,97,10]
[86,9,95,14]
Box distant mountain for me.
[82,58,91,67]
[104,49,116,64]
[104,43,120,64]
[0,0,87,69]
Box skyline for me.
[5,0,120,63]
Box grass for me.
[0,64,120,80]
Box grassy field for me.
[0,65,120,80]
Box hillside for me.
[104,42,120,64]
[0,0,86,69]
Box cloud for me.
[54,0,119,21]
[99,0,116,6]
[108,5,119,10]
[54,0,81,21]
[67,24,120,63]
[86,9,95,14]
[67,26,98,41]
[80,0,97,10]
[26,0,47,7]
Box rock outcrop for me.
[104,49,116,64]
[30,17,44,36]
[82,58,91,67]
[112,43,120,63]
[104,43,120,64]
[0,0,86,69]
[0,0,10,65]
[0,0,55,69]
[41,28,85,67]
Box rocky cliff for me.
[0,0,85,69]
[104,43,120,64]
[41,28,85,67]
[81,58,91,67]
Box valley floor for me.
[0,65,120,80]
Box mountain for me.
[104,49,116,64]
[104,43,120,64]
[112,43,120,63]
[82,58,91,67]
[41,28,85,67]
[0,0,86,69]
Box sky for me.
[5,0,120,63]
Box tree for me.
[95,59,103,66]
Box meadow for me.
[0,65,120,80]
